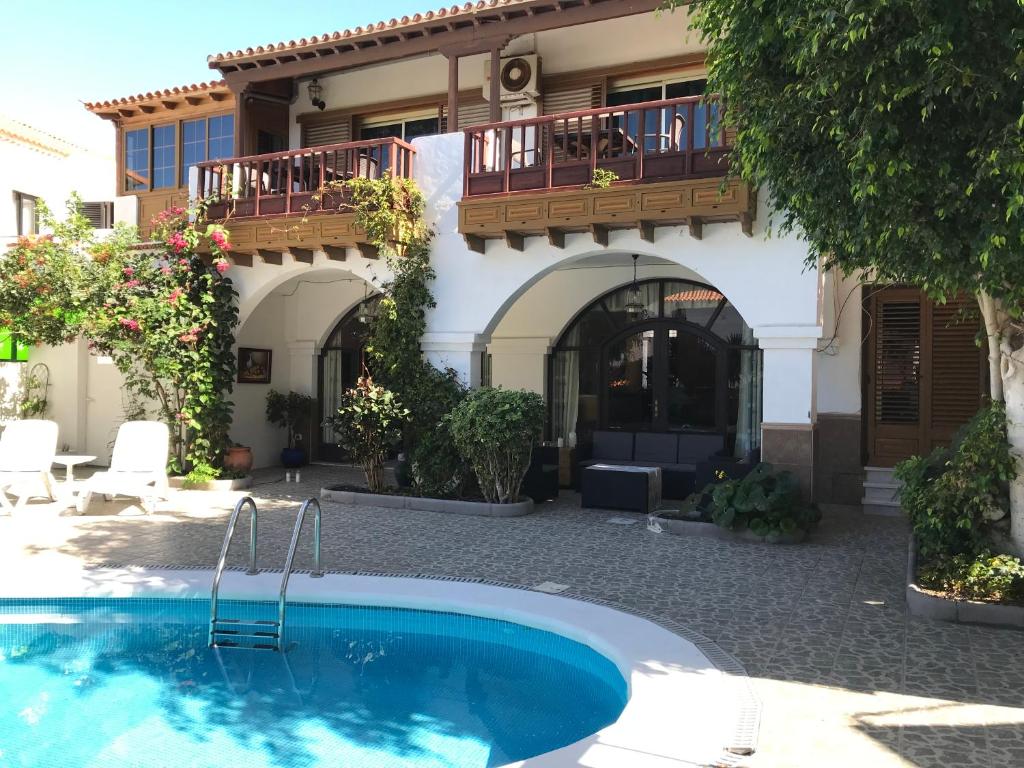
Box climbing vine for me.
[318,175,469,495]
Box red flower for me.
[167,288,183,304]
[119,318,141,332]
[210,230,232,251]
[167,232,188,254]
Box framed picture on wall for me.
[237,348,272,384]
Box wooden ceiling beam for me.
[217,0,663,86]
[184,96,203,106]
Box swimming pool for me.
[0,597,627,768]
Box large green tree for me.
[676,0,1024,549]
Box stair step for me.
[214,618,279,627]
[213,640,279,651]
[213,628,280,638]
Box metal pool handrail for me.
[278,497,324,647]
[209,496,260,646]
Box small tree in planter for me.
[328,376,409,492]
[448,388,545,504]
[265,390,316,468]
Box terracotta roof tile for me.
[83,80,228,112]
[664,289,724,303]
[208,0,533,65]
[0,115,80,157]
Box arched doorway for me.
[550,278,762,456]
[316,296,379,461]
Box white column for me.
[421,332,488,389]
[487,337,550,393]
[754,325,822,426]
[286,340,317,395]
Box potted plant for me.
[266,390,316,468]
[223,441,253,474]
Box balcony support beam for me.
[256,249,283,265]
[489,43,502,122]
[465,234,486,254]
[688,217,703,241]
[446,53,459,131]
[355,243,379,260]
[741,212,753,237]
[229,252,253,268]
[589,223,609,247]
[638,220,656,243]
[504,231,525,252]
[290,247,314,264]
[322,245,347,261]
[546,227,566,249]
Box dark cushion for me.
[677,433,726,463]
[634,433,679,464]
[591,430,635,461]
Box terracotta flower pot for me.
[224,446,253,474]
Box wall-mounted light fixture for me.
[308,79,326,111]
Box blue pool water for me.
[0,598,627,768]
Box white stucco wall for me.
[412,132,822,426]
[816,270,864,416]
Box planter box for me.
[905,537,1024,628]
[647,513,807,544]
[321,487,534,518]
[169,475,253,491]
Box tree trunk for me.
[978,291,1004,402]
[1001,322,1024,553]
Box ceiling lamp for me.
[356,284,376,325]
[624,254,647,319]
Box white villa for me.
[20,0,985,507]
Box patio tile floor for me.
[1,463,1022,767]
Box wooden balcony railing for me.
[462,95,729,197]
[196,137,415,220]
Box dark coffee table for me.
[581,464,662,513]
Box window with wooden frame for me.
[14,192,38,236]
[606,75,710,153]
[123,114,235,193]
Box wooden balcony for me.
[457,96,754,252]
[194,138,415,264]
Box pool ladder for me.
[209,496,324,651]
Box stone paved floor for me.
[1,465,1023,767]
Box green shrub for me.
[447,388,545,504]
[919,552,1024,603]
[895,402,1013,561]
[328,377,409,493]
[584,168,620,189]
[708,463,820,540]
[266,390,316,449]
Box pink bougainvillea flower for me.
[214,259,230,274]
[209,230,232,252]
[119,318,141,332]
[167,288,183,304]
[167,232,188,254]
[178,258,189,266]
[161,266,173,275]
[122,267,134,277]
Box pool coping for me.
[3,565,760,768]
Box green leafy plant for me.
[265,390,316,449]
[679,0,1024,549]
[407,365,469,498]
[584,168,620,189]
[896,403,1014,561]
[447,388,545,504]
[17,364,49,418]
[708,463,819,540]
[182,462,220,488]
[919,552,1024,603]
[83,206,238,474]
[328,376,409,493]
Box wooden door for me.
[864,287,985,466]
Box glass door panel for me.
[606,329,656,431]
[665,330,718,430]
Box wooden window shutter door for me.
[302,117,352,148]
[441,100,491,132]
[875,299,922,425]
[929,297,984,431]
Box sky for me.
[3,0,434,154]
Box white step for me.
[864,466,898,485]
[862,498,904,517]
[863,481,901,504]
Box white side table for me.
[53,455,97,484]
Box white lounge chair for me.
[0,420,59,513]
[76,421,170,514]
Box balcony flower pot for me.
[281,446,306,469]
[223,445,254,474]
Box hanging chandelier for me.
[356,284,377,324]
[624,254,647,319]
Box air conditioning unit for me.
[483,54,541,103]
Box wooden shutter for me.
[301,116,351,148]
[81,201,113,229]
[874,299,921,424]
[930,298,984,434]
[541,82,602,115]
[441,99,491,132]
